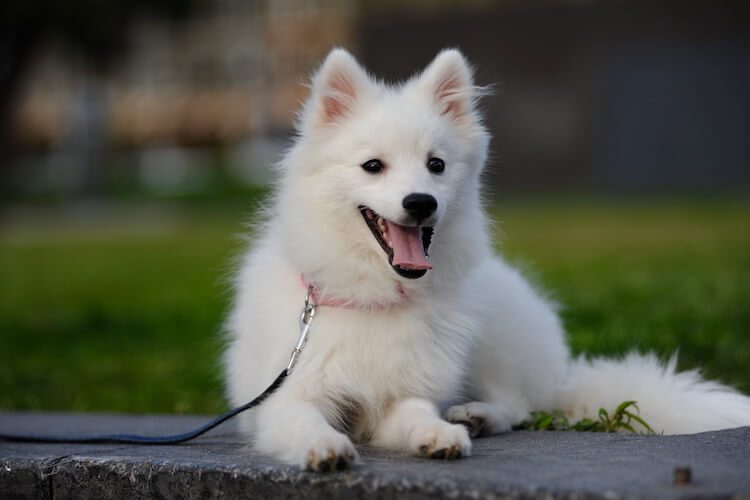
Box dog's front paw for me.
[446,400,523,436]
[410,421,471,460]
[445,403,488,437]
[302,429,359,472]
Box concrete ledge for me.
[1,412,749,499]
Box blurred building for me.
[5,0,750,197]
[8,0,355,195]
[13,0,355,147]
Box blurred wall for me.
[360,0,750,194]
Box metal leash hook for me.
[287,285,317,372]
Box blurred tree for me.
[0,0,203,193]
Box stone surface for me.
[1,411,750,499]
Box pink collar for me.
[301,275,407,310]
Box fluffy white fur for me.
[223,48,750,470]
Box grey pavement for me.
[1,412,749,499]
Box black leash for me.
[0,370,288,444]
[0,370,288,445]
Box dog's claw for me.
[425,444,462,460]
[461,416,486,438]
[413,422,471,460]
[317,458,331,472]
[446,444,462,459]
[419,439,466,460]
[306,449,354,472]
[445,405,488,438]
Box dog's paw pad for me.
[412,423,471,460]
[303,433,359,472]
[306,448,357,472]
[427,443,462,460]
[445,405,487,438]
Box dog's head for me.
[279,49,489,287]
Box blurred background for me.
[1,0,748,414]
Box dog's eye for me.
[427,157,445,174]
[361,159,385,174]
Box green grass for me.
[1,199,748,414]
[519,401,656,434]
[496,200,750,393]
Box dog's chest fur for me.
[295,298,475,440]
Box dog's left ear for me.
[420,49,479,123]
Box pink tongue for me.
[385,221,432,270]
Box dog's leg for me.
[449,257,567,437]
[371,398,471,459]
[254,391,359,471]
[445,397,529,437]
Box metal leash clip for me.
[286,285,317,372]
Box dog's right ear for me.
[304,48,372,128]
[420,49,482,124]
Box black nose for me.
[402,193,437,223]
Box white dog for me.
[224,48,750,471]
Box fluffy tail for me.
[555,352,750,434]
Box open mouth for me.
[359,206,434,279]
